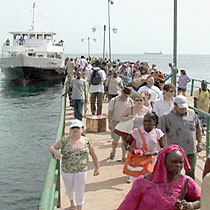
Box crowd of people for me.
[49,56,210,210]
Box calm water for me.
[0,54,210,210]
[0,74,63,210]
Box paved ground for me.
[60,95,207,210]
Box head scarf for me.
[150,145,191,183]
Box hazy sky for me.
[1,0,210,55]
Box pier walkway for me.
[60,95,207,210]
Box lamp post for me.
[92,25,107,59]
[172,0,178,87]
[108,0,114,61]
[81,37,96,59]
[103,25,106,59]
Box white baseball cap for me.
[69,119,84,129]
[174,95,188,108]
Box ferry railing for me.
[165,74,210,96]
[189,106,210,156]
[39,86,67,210]
[189,79,210,96]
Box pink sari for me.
[118,145,201,210]
[118,175,200,210]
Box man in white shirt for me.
[153,84,175,117]
[78,55,88,70]
[87,60,106,115]
[138,75,163,105]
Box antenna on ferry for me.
[32,3,35,26]
[30,2,36,31]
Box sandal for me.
[109,152,115,160]
[116,158,126,163]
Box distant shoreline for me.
[64,53,210,56]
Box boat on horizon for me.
[0,3,65,84]
[144,51,163,55]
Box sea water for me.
[0,75,63,210]
[0,54,210,210]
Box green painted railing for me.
[189,106,210,156]
[39,87,67,210]
[165,73,210,97]
[189,79,210,96]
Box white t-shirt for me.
[79,58,88,69]
[131,127,164,152]
[106,77,123,95]
[153,98,174,117]
[108,96,133,121]
[87,68,106,93]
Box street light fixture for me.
[81,37,96,59]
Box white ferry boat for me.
[0,3,65,84]
[144,51,163,55]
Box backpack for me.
[90,69,101,85]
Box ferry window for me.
[37,34,43,39]
[28,53,35,57]
[14,34,21,40]
[47,54,55,58]
[23,34,28,40]
[37,55,44,57]
[30,34,36,39]
[44,34,52,40]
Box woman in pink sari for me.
[117,145,201,210]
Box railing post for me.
[172,66,177,88]
[190,79,194,96]
[206,117,210,155]
[56,160,61,208]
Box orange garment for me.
[123,129,154,177]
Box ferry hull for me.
[1,66,63,84]
[0,55,64,84]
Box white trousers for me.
[62,171,88,206]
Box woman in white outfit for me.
[49,119,100,210]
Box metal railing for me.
[39,87,67,210]
[189,106,210,156]
[189,79,210,96]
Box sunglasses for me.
[135,99,144,102]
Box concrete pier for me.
[60,95,207,210]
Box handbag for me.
[114,105,134,138]
[114,118,134,136]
